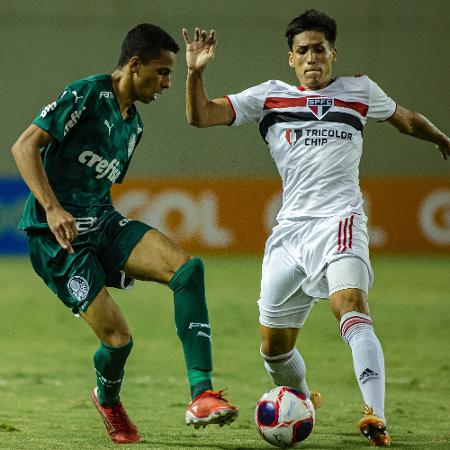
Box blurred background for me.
[1,0,449,254]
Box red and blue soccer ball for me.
[255,386,315,447]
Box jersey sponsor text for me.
[40,102,57,118]
[64,106,87,136]
[78,150,122,182]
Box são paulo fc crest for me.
[128,134,137,157]
[67,276,89,301]
[307,97,334,119]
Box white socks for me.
[261,347,310,397]
[340,311,386,420]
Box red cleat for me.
[91,387,141,444]
[185,389,238,428]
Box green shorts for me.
[27,210,152,314]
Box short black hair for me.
[118,23,179,68]
[285,10,337,50]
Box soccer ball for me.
[255,386,315,448]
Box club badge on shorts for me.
[67,276,90,301]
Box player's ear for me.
[288,51,294,68]
[331,47,337,62]
[128,56,142,74]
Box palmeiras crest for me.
[307,97,334,119]
[67,276,89,301]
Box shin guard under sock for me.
[340,311,386,419]
[93,339,133,406]
[169,257,213,397]
[261,348,310,396]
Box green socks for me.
[169,257,213,398]
[93,339,133,406]
[94,257,213,405]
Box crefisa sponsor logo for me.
[78,150,122,182]
[64,107,87,136]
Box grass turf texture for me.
[0,255,449,450]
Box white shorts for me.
[258,211,374,328]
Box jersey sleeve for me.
[225,81,272,126]
[32,80,95,142]
[367,78,396,121]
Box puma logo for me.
[104,120,114,135]
[72,90,84,104]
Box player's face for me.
[132,50,176,103]
[288,31,336,91]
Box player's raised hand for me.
[46,206,77,254]
[182,28,217,71]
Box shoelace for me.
[193,389,230,403]
[104,403,132,432]
[207,389,229,402]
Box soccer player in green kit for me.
[11,23,237,444]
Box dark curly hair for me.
[285,10,337,50]
[118,23,179,68]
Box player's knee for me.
[330,288,368,319]
[100,326,132,347]
[169,256,205,292]
[260,338,295,359]
[260,326,298,357]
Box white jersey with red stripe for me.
[226,75,396,220]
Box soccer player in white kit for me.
[182,10,450,447]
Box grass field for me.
[0,255,449,450]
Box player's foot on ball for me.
[358,405,391,447]
[185,389,238,429]
[91,387,141,444]
[309,390,322,410]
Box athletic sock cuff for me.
[260,347,294,362]
[169,257,204,292]
[340,312,372,337]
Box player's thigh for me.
[259,234,316,329]
[80,287,131,346]
[124,229,190,284]
[27,230,107,314]
[327,257,369,319]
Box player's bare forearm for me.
[183,27,233,127]
[12,125,61,211]
[185,68,210,127]
[185,69,234,127]
[11,124,77,252]
[388,105,450,160]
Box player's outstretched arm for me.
[11,125,77,253]
[387,105,450,160]
[182,28,234,127]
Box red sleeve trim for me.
[224,95,236,125]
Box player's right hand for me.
[182,28,217,71]
[46,206,77,254]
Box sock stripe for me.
[340,315,372,337]
[260,348,294,363]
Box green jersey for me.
[19,74,144,231]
